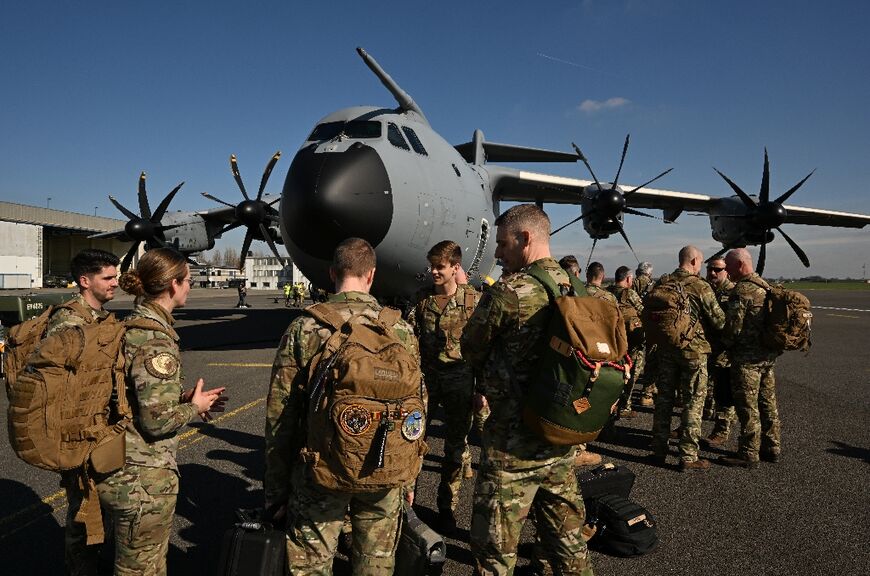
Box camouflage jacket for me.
[657,268,726,358]
[44,293,109,337]
[122,301,197,473]
[633,273,653,299]
[708,278,735,366]
[585,283,618,305]
[608,284,644,315]
[723,273,778,363]
[461,257,574,467]
[409,283,479,371]
[265,291,420,507]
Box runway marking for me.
[207,362,273,367]
[0,397,266,540]
[827,313,860,319]
[814,306,870,313]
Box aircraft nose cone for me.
[282,143,393,260]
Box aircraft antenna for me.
[357,47,429,125]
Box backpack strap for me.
[526,262,586,304]
[306,303,349,332]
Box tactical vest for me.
[300,304,427,492]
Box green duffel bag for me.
[523,265,631,445]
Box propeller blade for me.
[230,154,249,200]
[256,151,282,201]
[776,226,810,268]
[151,182,183,223]
[757,240,767,276]
[714,168,756,210]
[201,191,236,209]
[623,168,674,198]
[612,134,630,189]
[586,239,598,270]
[109,196,139,221]
[259,223,284,260]
[705,246,729,263]
[623,207,660,220]
[572,142,603,192]
[239,229,254,270]
[773,169,816,205]
[137,172,152,220]
[760,149,770,204]
[612,218,640,263]
[267,197,281,207]
[551,214,585,236]
[217,221,243,236]
[121,241,141,272]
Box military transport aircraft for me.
[95,47,870,298]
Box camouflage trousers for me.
[636,344,658,399]
[98,465,178,576]
[618,345,646,411]
[62,471,109,576]
[425,364,475,511]
[286,469,403,575]
[650,353,709,462]
[731,359,781,460]
[470,449,593,576]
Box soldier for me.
[584,261,618,305]
[559,255,602,468]
[265,238,421,575]
[462,204,593,576]
[608,265,645,418]
[409,240,479,535]
[719,248,781,469]
[633,261,656,408]
[648,246,725,472]
[104,248,226,575]
[45,249,119,576]
[704,258,736,446]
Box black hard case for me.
[576,462,636,503]
[216,511,286,576]
[394,507,447,575]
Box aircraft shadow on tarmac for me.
[170,307,300,351]
[0,479,65,574]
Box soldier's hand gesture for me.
[189,378,229,422]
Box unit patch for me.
[339,405,372,436]
[401,410,424,441]
[573,397,591,415]
[145,352,179,379]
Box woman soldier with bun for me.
[101,247,227,575]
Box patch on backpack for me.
[401,411,424,441]
[596,342,611,355]
[573,397,591,414]
[374,367,399,382]
[145,352,179,379]
[339,405,372,436]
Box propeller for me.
[201,151,284,270]
[552,135,672,265]
[108,172,184,271]
[713,149,814,275]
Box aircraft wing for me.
[779,205,870,228]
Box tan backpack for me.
[641,274,700,349]
[749,281,812,353]
[300,304,427,492]
[615,289,644,348]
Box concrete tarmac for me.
[1,287,867,575]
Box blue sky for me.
[2,1,868,278]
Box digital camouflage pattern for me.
[723,274,781,461]
[265,291,420,574]
[97,301,195,575]
[409,283,479,511]
[46,294,112,576]
[461,257,593,575]
[650,269,725,463]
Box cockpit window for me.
[387,123,410,150]
[308,120,382,141]
[402,127,428,156]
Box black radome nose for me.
[282,143,393,260]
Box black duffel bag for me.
[586,493,657,557]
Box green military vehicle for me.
[0,292,77,328]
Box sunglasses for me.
[707,267,726,273]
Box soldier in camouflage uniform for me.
[584,261,618,306]
[101,248,226,576]
[633,262,657,407]
[648,246,725,472]
[44,250,119,576]
[462,205,593,576]
[608,266,645,417]
[703,258,736,445]
[265,238,420,576]
[719,248,781,468]
[409,240,479,534]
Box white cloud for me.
[578,97,630,113]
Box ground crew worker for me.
[105,248,226,575]
[44,249,119,576]
[462,204,594,576]
[584,261,618,306]
[633,261,657,407]
[409,240,479,535]
[559,254,602,468]
[719,248,782,468]
[265,238,420,575]
[293,281,305,307]
[236,282,249,308]
[704,258,736,446]
[648,246,725,472]
[608,265,645,418]
[283,282,292,306]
